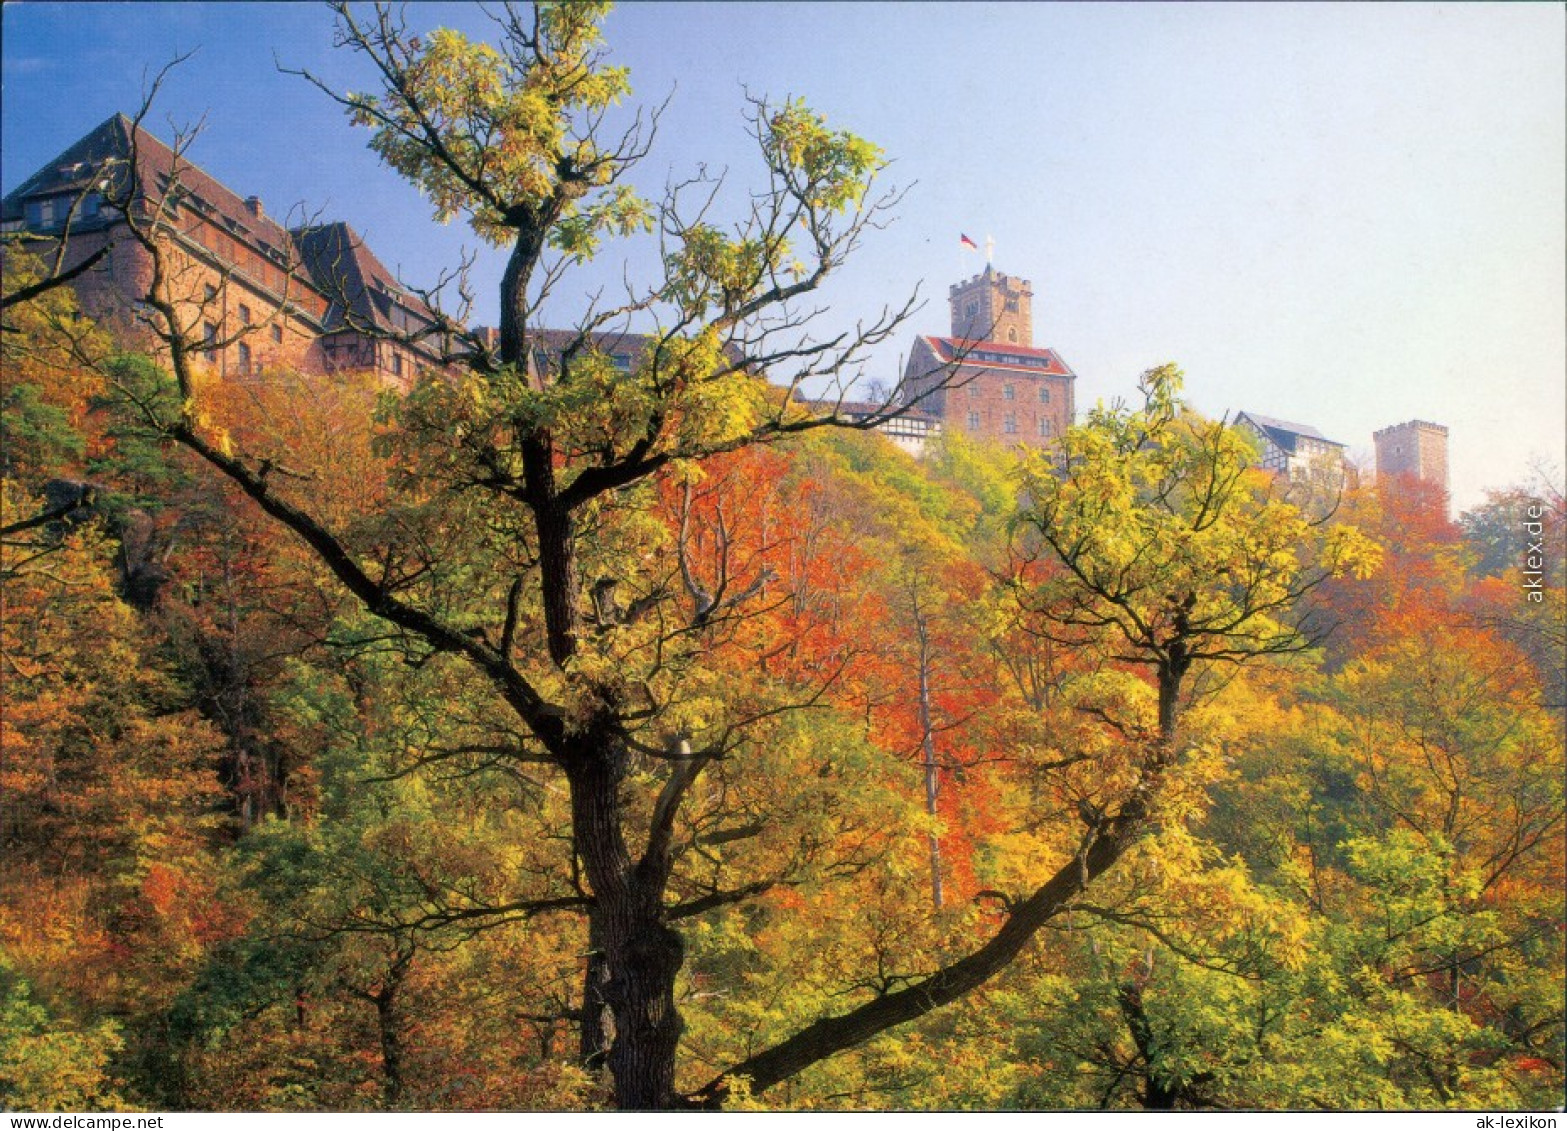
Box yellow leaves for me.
[1017,364,1378,680]
[1322,523,1383,580]
[0,967,128,1112]
[764,100,885,214]
[346,7,637,248]
[663,224,792,317]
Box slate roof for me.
[292,221,437,339]
[521,328,750,378]
[1235,411,1345,453]
[3,113,299,262]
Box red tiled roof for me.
[921,335,1076,377]
[5,114,449,350]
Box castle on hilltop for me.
[2,114,444,388]
[900,265,1077,448]
[6,115,1452,495]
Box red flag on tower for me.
[959,233,978,250]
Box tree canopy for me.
[1,2,1560,1113]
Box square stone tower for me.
[949,265,1033,345]
[1374,420,1449,493]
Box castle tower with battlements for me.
[901,264,1076,447]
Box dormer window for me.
[26,197,62,229]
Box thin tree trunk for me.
[915,605,944,910]
[374,987,404,1108]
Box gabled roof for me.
[1235,411,1344,453]
[3,113,300,257]
[2,114,128,224]
[919,335,1076,378]
[292,221,437,339]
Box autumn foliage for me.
[2,2,1562,1110]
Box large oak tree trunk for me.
[566,727,686,1109]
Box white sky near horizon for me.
[3,1,1563,513]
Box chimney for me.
[245,196,264,220]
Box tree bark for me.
[1117,982,1177,1110]
[579,913,611,1067]
[374,986,404,1108]
[566,727,686,1109]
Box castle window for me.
[202,321,218,362]
[392,353,404,379]
[1003,413,1017,435]
[81,194,101,220]
[611,352,633,371]
[1039,419,1052,438]
[1039,387,1051,404]
[1003,384,1015,401]
[26,197,61,229]
[271,323,284,344]
[967,382,978,398]
[1005,298,1019,312]
[204,284,217,303]
[237,341,252,374]
[1007,329,1017,342]
[238,304,252,325]
[967,412,981,430]
[965,300,979,319]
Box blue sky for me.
[4,1,1563,511]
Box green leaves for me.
[0,962,126,1111]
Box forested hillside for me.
[2,2,1562,1112]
